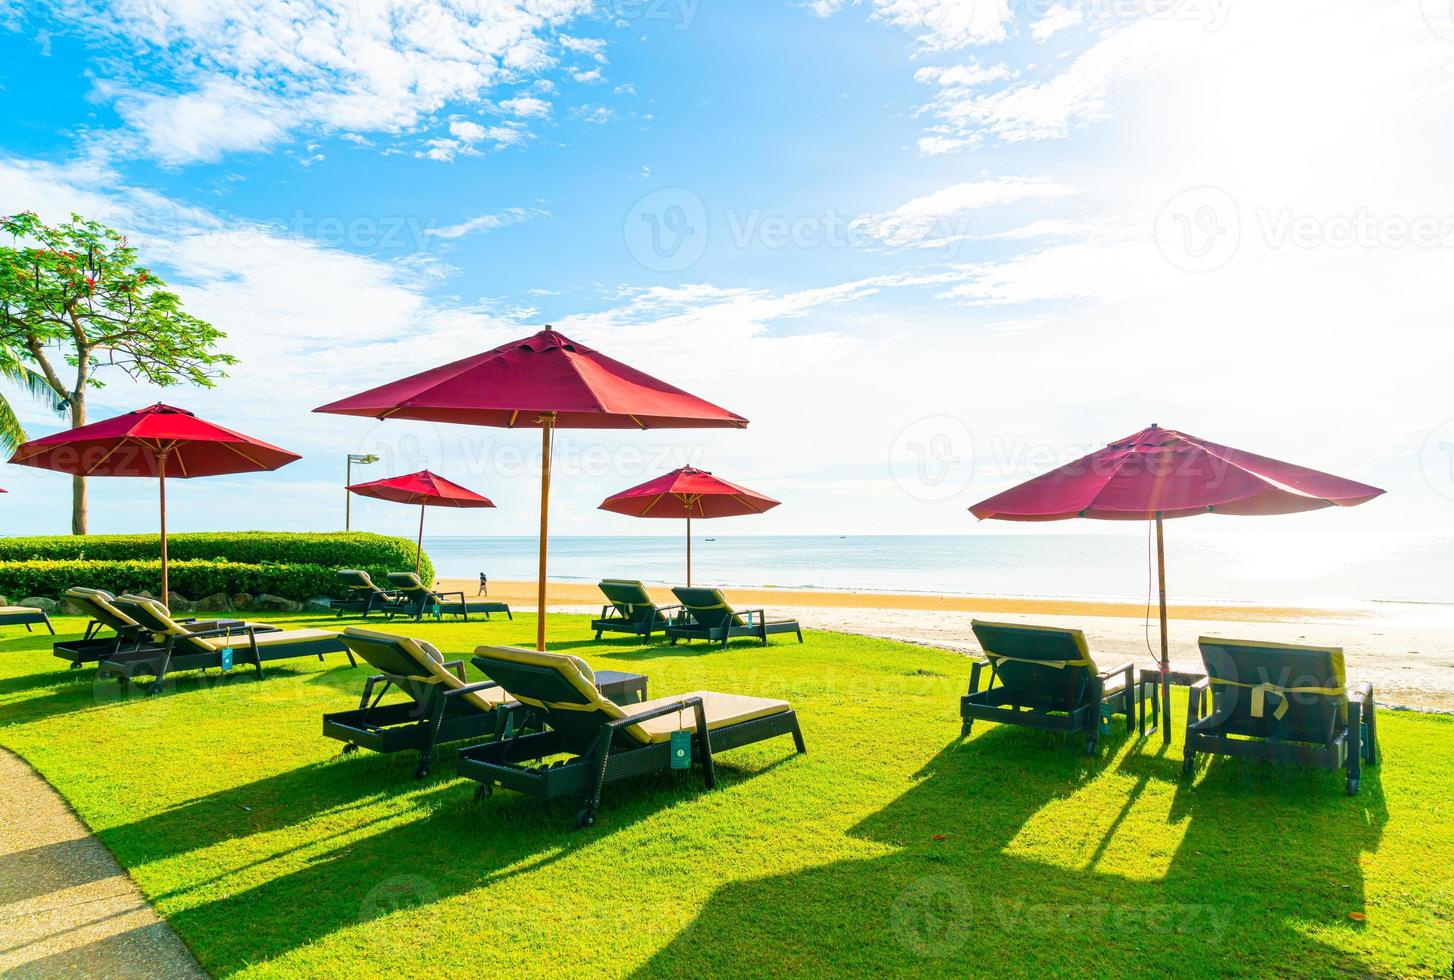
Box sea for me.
[423,531,1454,611]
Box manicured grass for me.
[1,613,1452,977]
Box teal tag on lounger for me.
[1099,703,1111,735]
[670,730,691,769]
[220,647,233,672]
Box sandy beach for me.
[442,578,1454,713]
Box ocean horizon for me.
[423,531,1454,610]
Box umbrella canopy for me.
[347,469,495,573]
[598,466,780,585]
[316,328,747,648]
[8,403,301,599]
[970,425,1384,522]
[969,424,1384,742]
[315,328,749,430]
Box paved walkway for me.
[0,749,207,978]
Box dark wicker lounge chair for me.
[96,596,351,694]
[53,588,147,668]
[0,605,53,635]
[1184,637,1378,795]
[333,569,406,618]
[665,587,803,649]
[591,579,682,640]
[456,645,805,827]
[326,627,516,778]
[961,620,1141,754]
[385,572,512,622]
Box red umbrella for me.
[8,403,301,599]
[970,424,1384,741]
[316,328,746,649]
[348,469,495,573]
[598,466,780,586]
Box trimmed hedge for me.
[0,532,434,603]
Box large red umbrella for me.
[8,403,301,599]
[348,469,495,573]
[316,328,747,649]
[598,466,780,586]
[970,424,1384,741]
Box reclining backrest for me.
[343,627,503,713]
[65,587,139,632]
[671,587,744,629]
[338,569,384,594]
[1197,638,1347,743]
[114,596,221,653]
[599,579,659,623]
[386,572,431,596]
[472,645,652,750]
[971,620,1097,710]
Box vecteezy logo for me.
[1420,419,1454,502]
[889,415,975,502]
[624,188,709,272]
[360,874,439,921]
[1420,0,1454,43]
[890,875,973,957]
[1154,186,1241,273]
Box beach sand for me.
[440,579,1454,713]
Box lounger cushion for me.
[66,588,140,628]
[0,606,45,617]
[345,627,509,712]
[622,691,792,743]
[1198,637,1348,728]
[195,628,340,651]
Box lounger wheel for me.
[575,807,597,829]
[1083,735,1097,755]
[340,743,359,755]
[1182,752,1196,776]
[147,681,164,696]
[69,662,82,671]
[474,783,492,801]
[1346,775,1360,796]
[960,720,972,738]
[413,761,431,780]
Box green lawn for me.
[1,613,1451,977]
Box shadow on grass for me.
[140,748,789,973]
[632,724,1385,977]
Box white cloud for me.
[810,0,1013,50]
[573,68,603,83]
[498,95,552,118]
[852,177,1081,249]
[573,104,614,125]
[425,207,549,241]
[915,16,1212,146]
[27,0,599,165]
[1030,2,1083,41]
[449,120,488,143]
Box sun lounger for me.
[96,595,351,694]
[0,605,53,635]
[333,569,407,618]
[961,620,1143,754]
[664,586,803,649]
[385,572,512,622]
[52,587,148,667]
[457,645,805,827]
[591,579,682,640]
[1184,637,1378,795]
[325,627,517,778]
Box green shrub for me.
[0,532,434,602]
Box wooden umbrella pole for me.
[1156,513,1171,744]
[415,502,426,575]
[536,416,555,651]
[159,452,170,603]
[686,513,692,587]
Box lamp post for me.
[345,454,380,530]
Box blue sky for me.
[0,0,1451,541]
